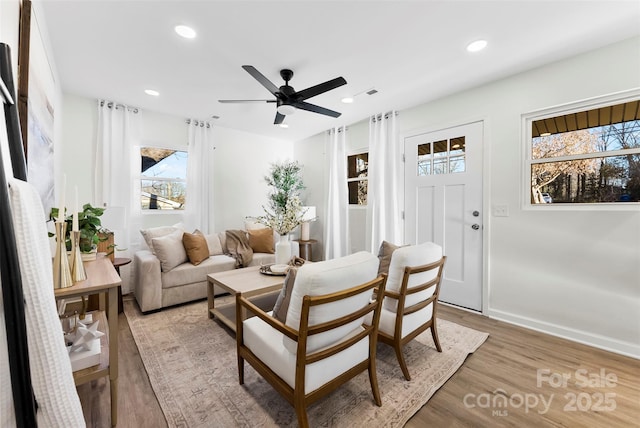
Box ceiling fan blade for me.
[218,99,276,103]
[242,65,279,95]
[274,112,285,125]
[295,77,347,101]
[292,101,341,118]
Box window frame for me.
[139,144,188,212]
[522,89,640,211]
[347,148,369,208]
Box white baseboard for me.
[486,308,640,360]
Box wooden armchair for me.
[236,252,386,428]
[371,242,446,381]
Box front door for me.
[404,121,483,311]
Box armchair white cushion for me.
[367,241,446,380]
[237,251,386,428]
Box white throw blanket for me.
[0,179,85,427]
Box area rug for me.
[124,299,488,427]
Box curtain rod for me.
[326,126,348,135]
[99,100,139,114]
[371,111,399,122]
[185,119,211,128]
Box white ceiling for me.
[38,0,640,143]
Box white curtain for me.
[185,119,213,233]
[324,126,349,259]
[95,100,141,292]
[367,111,402,252]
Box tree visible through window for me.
[140,147,187,210]
[528,99,640,204]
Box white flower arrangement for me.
[258,195,306,235]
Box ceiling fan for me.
[219,65,347,125]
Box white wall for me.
[295,36,640,357]
[212,126,293,231]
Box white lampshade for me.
[277,104,296,116]
[301,206,316,222]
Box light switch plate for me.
[492,204,509,217]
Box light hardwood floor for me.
[77,295,639,427]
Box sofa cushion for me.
[283,251,378,354]
[140,222,184,254]
[247,228,274,254]
[152,229,188,272]
[182,232,210,265]
[194,229,223,256]
[161,255,236,289]
[384,242,443,312]
[377,240,400,276]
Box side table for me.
[112,257,131,313]
[295,239,317,261]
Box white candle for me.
[72,186,79,232]
[59,174,66,222]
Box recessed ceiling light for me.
[467,39,487,52]
[144,89,159,96]
[175,25,196,39]
[279,123,289,128]
[540,132,551,137]
[341,97,354,104]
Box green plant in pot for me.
[48,203,106,252]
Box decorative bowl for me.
[270,264,289,274]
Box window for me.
[140,147,187,210]
[417,136,466,175]
[526,96,640,206]
[347,152,368,205]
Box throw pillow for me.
[377,240,400,276]
[273,267,298,323]
[247,228,274,254]
[182,232,210,265]
[194,229,224,256]
[140,222,185,254]
[152,229,188,272]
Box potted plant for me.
[49,203,106,253]
[257,161,307,264]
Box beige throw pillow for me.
[248,228,274,254]
[152,229,188,272]
[140,222,185,254]
[183,232,210,265]
[273,268,297,323]
[377,240,400,276]
[194,229,224,256]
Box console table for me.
[54,254,121,427]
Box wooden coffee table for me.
[207,266,284,333]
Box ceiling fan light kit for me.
[219,65,347,125]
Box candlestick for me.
[73,186,79,232]
[70,230,86,282]
[53,221,73,289]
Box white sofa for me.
[134,226,298,313]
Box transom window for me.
[526,97,640,205]
[347,152,368,205]
[417,136,466,175]
[140,147,187,210]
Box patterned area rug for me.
[124,299,488,427]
